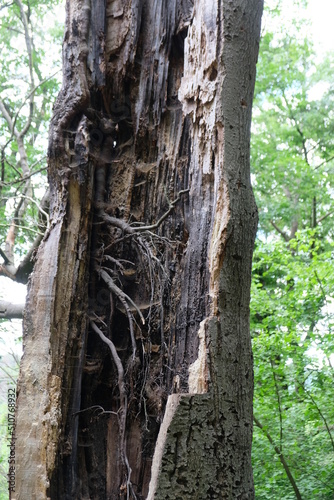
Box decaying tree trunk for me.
[15,0,263,498]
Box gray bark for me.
[15,0,263,498]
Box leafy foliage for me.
[0,2,63,498]
[251,1,334,498]
[0,0,63,260]
[252,29,334,237]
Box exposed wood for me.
[15,0,263,498]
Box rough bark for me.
[15,0,263,499]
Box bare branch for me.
[315,154,334,170]
[16,136,31,177]
[90,319,125,401]
[11,71,61,142]
[282,90,309,166]
[14,0,35,138]
[15,231,44,284]
[298,383,334,452]
[0,300,24,319]
[0,185,48,284]
[0,362,19,386]
[11,194,50,228]
[0,3,14,11]
[0,164,48,187]
[306,141,320,156]
[270,359,283,452]
[270,220,290,242]
[290,219,299,241]
[89,319,135,492]
[0,227,45,284]
[0,265,16,281]
[1,148,4,184]
[131,189,190,232]
[0,99,16,136]
[4,157,22,177]
[0,223,43,236]
[0,248,10,265]
[254,415,303,500]
[314,271,327,301]
[73,405,118,417]
[98,189,189,234]
[282,186,293,201]
[317,208,334,224]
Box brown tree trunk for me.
[15,0,263,498]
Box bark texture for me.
[15,0,263,498]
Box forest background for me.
[0,0,333,498]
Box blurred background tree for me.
[0,0,63,284]
[0,1,63,497]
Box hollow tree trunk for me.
[15,1,263,499]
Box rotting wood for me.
[14,0,263,498]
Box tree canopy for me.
[0,1,63,496]
[251,2,334,497]
[0,0,63,283]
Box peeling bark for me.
[15,0,263,498]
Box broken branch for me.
[0,300,25,319]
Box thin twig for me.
[270,359,283,452]
[73,405,118,417]
[131,189,190,232]
[90,319,133,496]
[0,248,10,264]
[0,165,48,187]
[254,415,303,500]
[297,382,334,452]
[90,320,125,405]
[270,220,289,242]
[98,268,139,359]
[317,208,334,224]
[98,268,145,326]
[315,154,334,170]
[0,223,43,235]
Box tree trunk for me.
[15,0,263,498]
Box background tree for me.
[0,0,63,287]
[14,0,263,498]
[251,1,334,497]
[0,2,63,498]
